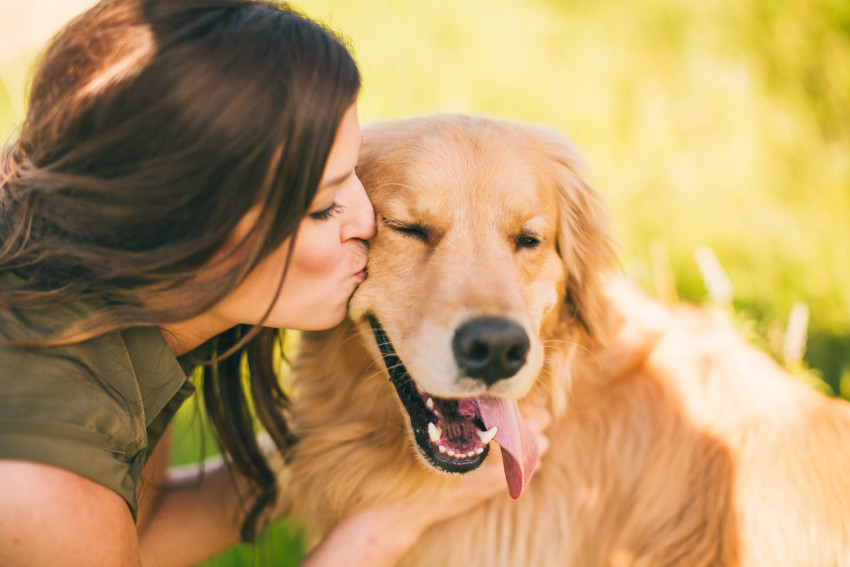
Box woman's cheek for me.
[291,224,341,276]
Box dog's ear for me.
[535,127,619,344]
[355,123,386,190]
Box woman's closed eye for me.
[309,202,344,221]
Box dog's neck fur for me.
[285,288,727,564]
[284,285,850,566]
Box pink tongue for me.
[477,396,539,499]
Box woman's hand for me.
[300,403,551,567]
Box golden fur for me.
[282,115,850,566]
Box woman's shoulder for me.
[0,287,188,441]
[0,271,103,343]
[0,272,191,519]
[0,272,191,424]
[0,294,165,453]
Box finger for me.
[416,452,508,521]
[469,446,507,491]
[536,433,549,458]
[523,406,552,434]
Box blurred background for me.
[2,0,848,564]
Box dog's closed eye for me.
[383,217,430,244]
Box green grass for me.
[3,0,849,564]
[170,394,306,566]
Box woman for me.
[0,0,548,565]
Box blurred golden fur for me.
[281,115,850,566]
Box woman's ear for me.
[535,127,620,344]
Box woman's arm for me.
[299,448,515,567]
[301,403,551,567]
[137,404,550,567]
[0,403,548,567]
[137,434,248,567]
[0,460,141,567]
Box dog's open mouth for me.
[369,316,539,499]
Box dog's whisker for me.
[534,374,557,398]
[338,332,368,349]
[352,370,391,397]
[537,364,575,405]
[542,339,583,348]
[362,359,385,377]
[361,363,388,380]
[542,339,602,372]
[378,365,403,379]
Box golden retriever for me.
[281,115,850,566]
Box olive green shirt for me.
[0,277,194,520]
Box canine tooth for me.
[438,445,447,454]
[447,449,455,457]
[426,397,435,410]
[477,426,498,445]
[428,422,442,444]
[475,447,484,455]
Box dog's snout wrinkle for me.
[453,317,530,385]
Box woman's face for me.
[211,102,376,331]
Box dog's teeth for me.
[477,426,498,445]
[438,445,447,454]
[428,422,442,443]
[426,397,435,410]
[475,447,484,455]
[447,449,455,457]
[416,385,426,395]
[467,451,475,458]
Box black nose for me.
[452,317,530,385]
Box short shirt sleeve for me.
[0,301,191,520]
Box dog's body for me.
[283,115,850,566]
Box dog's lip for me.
[368,316,491,473]
[369,315,540,497]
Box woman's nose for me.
[341,175,376,241]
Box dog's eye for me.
[384,218,430,243]
[395,225,429,242]
[515,234,541,250]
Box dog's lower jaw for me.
[368,316,540,498]
[370,316,492,474]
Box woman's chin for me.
[272,304,348,332]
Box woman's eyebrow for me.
[321,170,352,189]
[320,137,362,188]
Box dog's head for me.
[347,115,617,498]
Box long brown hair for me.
[0,0,360,539]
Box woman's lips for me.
[350,241,369,283]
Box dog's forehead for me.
[366,120,559,226]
